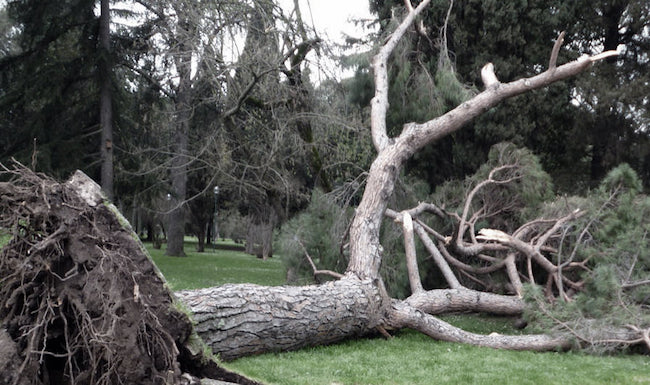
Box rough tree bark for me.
[172,0,646,360]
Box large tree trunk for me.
[178,277,580,361]
[176,278,383,360]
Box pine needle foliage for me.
[524,164,650,353]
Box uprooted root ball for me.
[0,166,191,385]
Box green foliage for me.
[1,0,101,178]
[523,165,650,351]
[599,163,643,195]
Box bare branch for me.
[386,208,460,288]
[413,224,462,289]
[371,0,433,151]
[505,254,523,297]
[622,279,650,289]
[390,301,570,351]
[295,237,344,280]
[401,212,424,293]
[456,164,521,246]
[392,49,619,157]
[437,240,507,274]
[477,228,558,272]
[548,31,565,70]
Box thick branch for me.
[370,0,432,151]
[413,224,462,289]
[386,208,460,288]
[405,288,525,315]
[394,50,618,158]
[389,301,570,351]
[401,211,424,293]
[176,278,382,360]
[504,254,523,296]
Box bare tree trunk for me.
[99,0,114,201]
[196,222,206,252]
[176,278,383,360]
[166,9,192,257]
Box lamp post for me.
[213,186,219,249]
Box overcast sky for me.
[277,0,376,81]
[280,0,373,43]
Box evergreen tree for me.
[0,0,100,178]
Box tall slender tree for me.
[99,0,114,200]
[165,2,193,257]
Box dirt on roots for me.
[0,165,258,385]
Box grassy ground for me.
[4,235,649,384]
[147,239,285,290]
[227,316,650,385]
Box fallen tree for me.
[1,4,646,383]
[0,166,259,384]
[177,0,648,359]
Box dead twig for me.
[295,236,344,279]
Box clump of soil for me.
[0,164,257,385]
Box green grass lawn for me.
[146,239,285,290]
[227,327,650,385]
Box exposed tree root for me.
[0,164,259,385]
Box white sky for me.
[281,0,373,43]
[277,0,376,81]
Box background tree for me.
[99,0,114,200]
[0,0,101,177]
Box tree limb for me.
[392,49,619,158]
[389,301,570,351]
[548,31,565,70]
[371,0,433,151]
[401,211,424,293]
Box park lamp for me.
[213,186,219,244]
